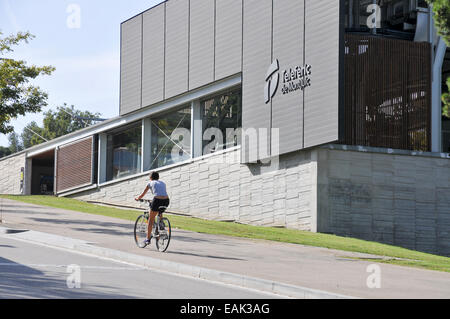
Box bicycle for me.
[134,199,172,252]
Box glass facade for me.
[344,0,428,39]
[106,122,142,181]
[150,106,192,169]
[102,88,242,182]
[201,88,242,155]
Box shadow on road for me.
[166,250,245,261]
[0,203,58,216]
[30,217,133,237]
[0,256,132,299]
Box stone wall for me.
[70,144,450,256]
[317,147,450,256]
[71,148,317,230]
[0,152,26,195]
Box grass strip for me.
[2,195,450,273]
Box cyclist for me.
[135,171,170,246]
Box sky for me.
[0,0,165,147]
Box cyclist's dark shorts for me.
[151,198,170,212]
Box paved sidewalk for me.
[1,198,450,298]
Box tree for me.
[0,146,12,158]
[21,121,45,149]
[443,77,450,118]
[427,0,450,117]
[0,31,55,134]
[8,132,23,154]
[21,104,103,148]
[428,0,450,44]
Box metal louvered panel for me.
[165,0,189,99]
[142,3,165,108]
[215,0,243,81]
[120,15,143,115]
[241,0,273,163]
[303,0,341,149]
[189,0,215,90]
[272,0,305,155]
[342,34,432,151]
[56,137,94,193]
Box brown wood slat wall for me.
[56,137,93,193]
[342,34,431,151]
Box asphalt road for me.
[0,236,280,299]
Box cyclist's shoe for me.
[143,238,151,246]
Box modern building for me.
[1,0,449,256]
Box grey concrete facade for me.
[0,152,26,195]
[120,14,143,115]
[317,146,450,256]
[241,0,341,162]
[121,0,244,115]
[70,148,317,231]
[121,0,342,161]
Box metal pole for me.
[432,38,446,152]
[58,107,89,128]
[23,127,48,142]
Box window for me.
[201,88,242,155]
[150,106,191,169]
[106,123,142,181]
[344,0,429,37]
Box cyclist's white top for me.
[148,180,168,197]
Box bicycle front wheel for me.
[134,215,149,248]
[155,217,171,252]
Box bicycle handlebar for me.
[136,199,152,203]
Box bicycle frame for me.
[135,198,171,252]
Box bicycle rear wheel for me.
[155,217,171,252]
[134,215,149,248]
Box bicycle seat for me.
[158,206,167,213]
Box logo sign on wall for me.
[265,59,312,104]
[265,59,280,104]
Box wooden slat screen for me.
[342,34,431,151]
[56,137,93,193]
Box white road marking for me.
[0,263,144,271]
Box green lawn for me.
[2,195,450,273]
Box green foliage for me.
[21,121,44,149]
[427,0,450,46]
[21,104,103,148]
[443,77,450,118]
[8,132,23,154]
[0,31,55,134]
[427,0,450,118]
[0,146,12,158]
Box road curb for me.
[0,226,356,299]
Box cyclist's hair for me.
[150,172,160,180]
